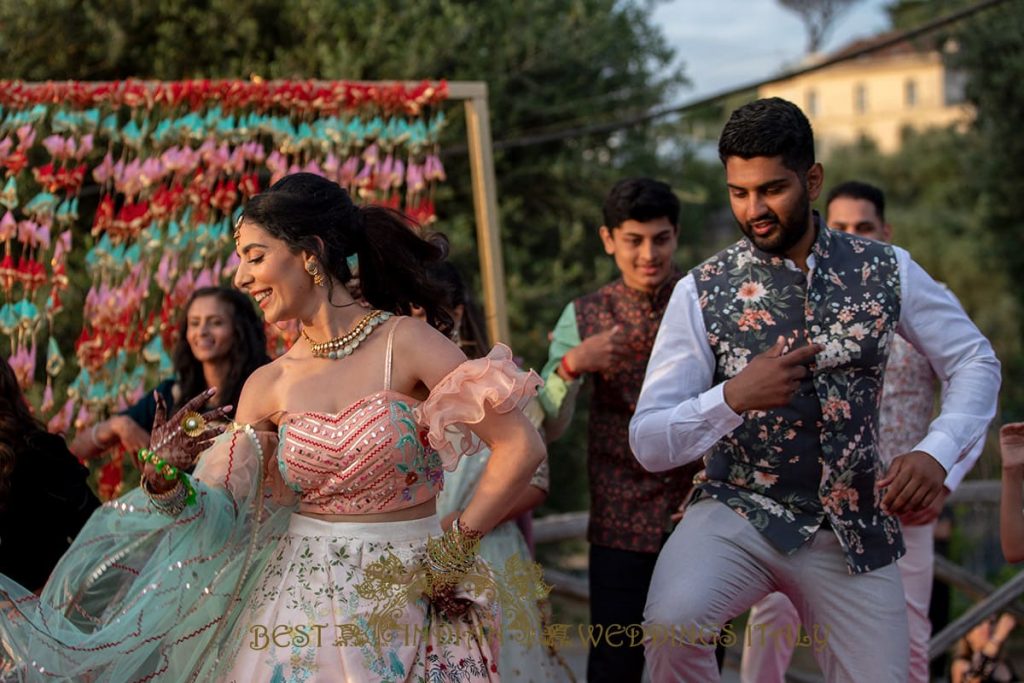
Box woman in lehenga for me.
[0,172,546,682]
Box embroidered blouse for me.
[277,336,541,516]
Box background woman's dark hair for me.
[240,173,454,335]
[172,286,271,415]
[427,261,490,360]
[0,356,46,511]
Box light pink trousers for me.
[740,520,933,683]
[643,498,909,683]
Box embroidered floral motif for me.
[692,222,904,574]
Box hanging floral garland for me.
[0,79,449,499]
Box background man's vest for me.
[575,271,696,554]
[691,222,904,574]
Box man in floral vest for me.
[540,178,698,682]
[629,98,1001,682]
[741,180,986,683]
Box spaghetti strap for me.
[384,317,401,390]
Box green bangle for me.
[138,448,196,506]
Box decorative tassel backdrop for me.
[0,79,449,498]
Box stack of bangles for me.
[426,517,484,596]
[138,448,197,515]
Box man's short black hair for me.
[718,97,815,174]
[826,180,886,222]
[602,177,680,230]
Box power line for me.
[462,0,1014,154]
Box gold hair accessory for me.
[305,260,326,287]
[301,309,392,360]
[180,411,207,438]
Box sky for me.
[654,0,894,104]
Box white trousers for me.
[741,520,934,683]
[643,498,909,683]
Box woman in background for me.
[70,285,270,460]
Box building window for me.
[905,79,917,108]
[854,84,868,114]
[806,89,818,117]
[945,68,967,105]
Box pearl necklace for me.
[301,310,393,360]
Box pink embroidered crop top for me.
[276,323,541,516]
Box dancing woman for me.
[0,173,545,682]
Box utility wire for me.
[460,0,1013,154]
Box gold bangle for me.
[142,477,187,516]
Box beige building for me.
[759,34,973,154]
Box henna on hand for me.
[142,388,230,489]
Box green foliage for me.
[954,2,1024,421]
[954,7,1024,294]
[885,0,975,32]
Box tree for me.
[777,0,863,54]
[951,1,1024,421]
[886,0,975,31]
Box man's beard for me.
[738,189,811,255]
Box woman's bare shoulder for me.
[235,356,287,424]
[391,315,466,388]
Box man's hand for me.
[877,451,946,516]
[900,485,950,526]
[1000,423,1024,470]
[723,336,821,413]
[563,325,628,376]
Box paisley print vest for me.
[691,221,903,573]
[575,270,697,554]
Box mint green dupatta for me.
[0,424,295,682]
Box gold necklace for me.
[301,310,393,359]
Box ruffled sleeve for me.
[414,343,542,470]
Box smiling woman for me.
[0,173,549,683]
[68,286,271,468]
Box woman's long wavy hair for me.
[172,286,271,415]
[0,357,45,512]
[240,173,454,336]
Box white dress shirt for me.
[629,245,1001,475]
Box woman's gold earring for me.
[305,260,326,287]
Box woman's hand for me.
[142,389,230,491]
[108,415,151,453]
[425,519,483,620]
[439,509,461,532]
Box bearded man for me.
[629,98,1000,682]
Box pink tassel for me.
[47,398,75,434]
